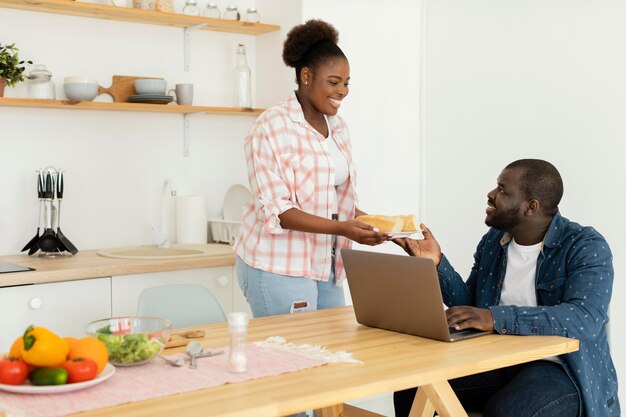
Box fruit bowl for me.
[85,317,171,366]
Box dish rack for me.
[208,218,242,245]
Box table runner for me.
[0,338,357,417]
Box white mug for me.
[168,83,194,105]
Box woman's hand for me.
[393,224,442,266]
[338,219,390,246]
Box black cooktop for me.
[0,262,34,274]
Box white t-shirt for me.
[499,239,542,307]
[324,116,349,213]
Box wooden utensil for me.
[98,75,164,103]
[165,329,206,349]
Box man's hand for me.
[393,224,442,266]
[445,306,494,332]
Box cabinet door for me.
[111,267,234,317]
[0,278,112,353]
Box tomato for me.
[0,357,29,385]
[62,358,98,383]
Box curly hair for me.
[282,19,346,84]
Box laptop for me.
[341,249,492,342]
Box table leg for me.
[315,403,385,417]
[316,404,343,417]
[409,381,468,417]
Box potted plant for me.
[0,42,32,97]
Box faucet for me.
[150,179,177,248]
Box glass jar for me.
[182,0,200,16]
[203,2,220,18]
[242,8,260,23]
[223,5,240,21]
[27,64,56,100]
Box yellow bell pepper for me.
[20,326,69,367]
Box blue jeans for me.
[394,360,579,417]
[235,256,345,318]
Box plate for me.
[223,184,252,221]
[128,94,173,100]
[128,98,173,105]
[0,363,115,394]
[388,231,422,238]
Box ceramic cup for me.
[168,83,194,105]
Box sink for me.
[97,244,233,260]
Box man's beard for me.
[485,207,520,231]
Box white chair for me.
[137,284,226,329]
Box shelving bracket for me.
[183,111,207,157]
[183,23,207,71]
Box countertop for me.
[0,244,235,287]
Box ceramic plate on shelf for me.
[223,184,252,221]
[0,363,115,394]
[128,98,173,105]
[128,94,173,100]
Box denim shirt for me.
[437,213,619,417]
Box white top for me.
[324,116,349,214]
[499,239,542,307]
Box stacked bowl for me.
[129,79,172,104]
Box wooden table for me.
[69,306,577,417]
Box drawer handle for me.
[29,297,43,310]
[217,276,229,286]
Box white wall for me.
[424,0,626,404]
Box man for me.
[394,159,619,417]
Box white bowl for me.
[64,76,98,84]
[64,82,99,101]
[134,79,167,95]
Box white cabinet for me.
[0,277,112,352]
[111,267,251,318]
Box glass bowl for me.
[86,316,171,366]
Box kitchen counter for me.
[0,244,235,287]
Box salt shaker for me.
[228,312,249,373]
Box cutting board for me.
[98,75,164,103]
[164,330,206,349]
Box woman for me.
[234,19,388,318]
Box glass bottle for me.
[242,8,260,23]
[182,0,200,16]
[233,44,251,108]
[203,2,220,18]
[27,64,56,100]
[228,312,249,373]
[223,5,240,21]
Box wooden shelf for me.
[0,0,280,34]
[0,97,264,115]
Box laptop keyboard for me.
[449,326,475,335]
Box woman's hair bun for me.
[282,19,339,68]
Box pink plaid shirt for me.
[234,93,358,282]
